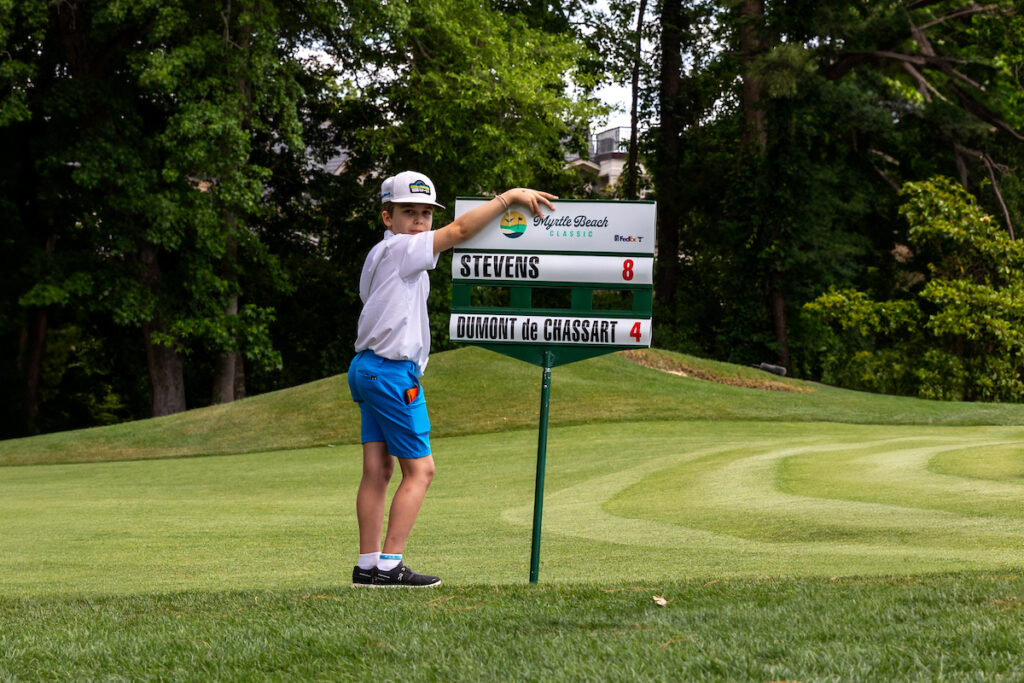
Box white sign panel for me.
[449,313,652,347]
[452,252,654,285]
[454,199,656,254]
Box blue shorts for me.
[348,350,431,459]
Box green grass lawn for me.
[2,420,1023,596]
[3,575,1022,680]
[2,347,1024,680]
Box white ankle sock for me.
[358,552,380,570]
[377,553,402,571]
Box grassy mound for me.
[3,346,1024,467]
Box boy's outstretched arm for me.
[432,189,557,254]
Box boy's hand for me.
[432,188,558,254]
[502,189,558,219]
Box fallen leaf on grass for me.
[426,595,455,606]
[652,595,668,606]
[990,597,1022,610]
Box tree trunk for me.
[739,0,767,151]
[211,294,239,404]
[139,243,187,416]
[211,9,251,404]
[143,318,187,417]
[625,0,649,200]
[769,271,791,368]
[654,0,684,306]
[211,354,238,404]
[234,354,246,400]
[212,353,239,404]
[739,0,789,367]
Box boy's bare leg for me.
[381,455,435,555]
[356,441,394,553]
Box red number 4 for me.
[630,322,642,342]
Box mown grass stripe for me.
[4,421,1023,598]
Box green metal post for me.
[529,351,554,584]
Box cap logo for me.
[408,180,431,195]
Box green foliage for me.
[636,0,1024,378]
[802,288,922,395]
[336,0,602,192]
[0,0,427,431]
[0,0,46,126]
[803,176,1024,401]
[6,0,1024,435]
[31,325,136,431]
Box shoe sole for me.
[368,580,442,588]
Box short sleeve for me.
[394,231,440,281]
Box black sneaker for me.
[372,563,441,588]
[352,565,376,587]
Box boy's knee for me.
[364,457,395,485]
[403,457,434,485]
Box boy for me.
[349,171,555,587]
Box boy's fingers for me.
[509,189,557,217]
[530,190,557,216]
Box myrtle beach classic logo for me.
[533,214,609,239]
[500,211,528,239]
[408,179,431,195]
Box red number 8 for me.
[622,259,634,281]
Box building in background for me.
[565,127,644,194]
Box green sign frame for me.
[451,198,656,368]
[449,198,657,583]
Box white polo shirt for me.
[354,229,440,375]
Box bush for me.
[801,177,1024,402]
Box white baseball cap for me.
[380,170,445,209]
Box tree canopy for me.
[2,0,1023,438]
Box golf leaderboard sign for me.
[450,197,656,583]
